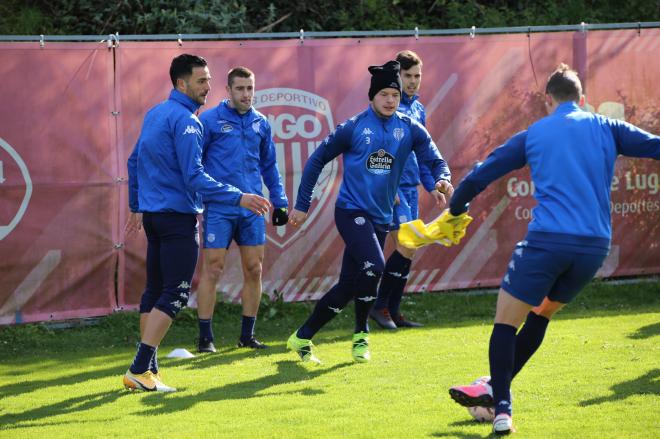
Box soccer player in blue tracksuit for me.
[195,66,288,353]
[286,60,453,364]
[371,50,441,330]
[123,54,271,392]
[447,63,660,434]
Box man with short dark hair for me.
[447,63,660,434]
[370,50,440,330]
[123,54,271,392]
[195,66,288,352]
[286,60,453,364]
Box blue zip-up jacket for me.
[199,100,288,212]
[296,105,451,225]
[127,89,242,213]
[450,101,660,254]
[398,94,436,192]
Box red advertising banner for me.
[0,43,118,323]
[1,29,658,323]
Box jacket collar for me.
[554,100,581,115]
[367,104,396,126]
[220,99,255,120]
[169,89,201,113]
[401,93,419,106]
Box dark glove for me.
[272,207,289,226]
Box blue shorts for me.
[202,205,265,248]
[391,187,419,230]
[501,242,607,306]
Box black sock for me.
[240,315,256,342]
[149,347,159,374]
[297,283,352,339]
[354,268,383,333]
[489,323,517,416]
[129,342,156,374]
[199,318,213,341]
[374,250,411,312]
[513,312,549,378]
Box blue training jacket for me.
[296,105,451,225]
[398,93,436,192]
[199,100,288,212]
[450,101,660,254]
[128,89,242,214]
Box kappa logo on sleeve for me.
[183,125,201,136]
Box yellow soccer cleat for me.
[123,370,177,392]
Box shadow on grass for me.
[431,423,492,438]
[0,390,129,430]
[0,361,128,399]
[627,321,660,339]
[579,368,659,406]
[137,360,352,415]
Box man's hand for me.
[240,194,272,216]
[433,209,473,245]
[124,212,143,235]
[272,207,289,226]
[288,209,308,228]
[432,180,454,208]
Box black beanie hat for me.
[368,60,402,100]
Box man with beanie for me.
[371,50,442,330]
[285,60,453,364]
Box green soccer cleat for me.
[287,331,321,364]
[352,332,371,363]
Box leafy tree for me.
[0,0,658,36]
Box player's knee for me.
[362,256,385,277]
[139,289,160,314]
[154,282,191,318]
[202,257,225,280]
[533,297,565,319]
[242,260,263,281]
[395,243,415,259]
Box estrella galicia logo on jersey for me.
[220,124,233,133]
[393,128,404,141]
[366,149,394,175]
[183,125,200,135]
[0,137,32,240]
[254,88,337,249]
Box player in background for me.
[196,67,288,352]
[286,60,453,364]
[124,55,271,392]
[370,50,441,330]
[447,63,660,434]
